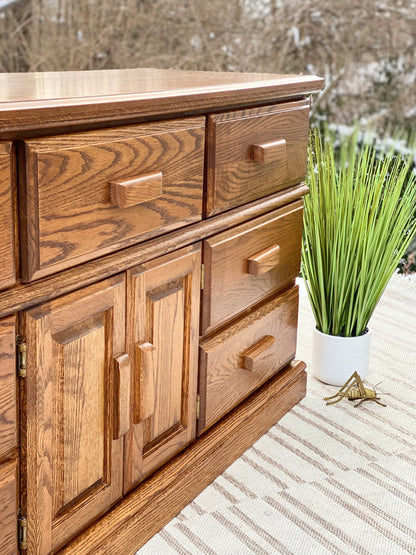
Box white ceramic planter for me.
[312,327,371,386]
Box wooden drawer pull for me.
[113,353,131,439]
[110,172,163,208]
[134,342,157,424]
[247,244,281,277]
[253,139,286,164]
[242,335,276,371]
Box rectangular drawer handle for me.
[247,244,281,277]
[113,353,131,439]
[134,341,157,424]
[109,172,163,208]
[242,335,276,371]
[253,139,286,164]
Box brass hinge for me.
[200,264,205,290]
[17,338,27,378]
[196,394,200,420]
[18,510,28,550]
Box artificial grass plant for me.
[302,129,416,337]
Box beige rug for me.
[138,275,416,555]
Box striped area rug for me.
[138,275,416,555]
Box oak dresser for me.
[0,68,323,554]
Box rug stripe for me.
[291,406,377,460]
[221,471,257,499]
[266,430,335,475]
[355,467,416,508]
[211,511,270,554]
[273,423,350,471]
[328,476,416,540]
[241,453,288,489]
[189,501,206,517]
[264,495,348,554]
[210,480,240,504]
[174,523,216,555]
[297,404,390,455]
[279,490,373,555]
[250,445,304,484]
[313,481,416,552]
[369,461,416,493]
[159,530,194,555]
[229,505,295,555]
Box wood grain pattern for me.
[253,138,286,164]
[58,361,307,555]
[0,69,323,136]
[20,117,205,281]
[199,286,299,434]
[0,142,15,290]
[201,200,304,335]
[206,100,310,216]
[110,172,163,208]
[124,246,201,492]
[0,458,18,555]
[20,275,126,553]
[0,184,309,319]
[247,244,281,277]
[60,321,106,507]
[113,353,131,439]
[0,315,17,460]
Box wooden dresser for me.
[0,68,323,554]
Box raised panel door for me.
[20,275,126,553]
[0,316,17,460]
[0,459,18,555]
[124,245,200,491]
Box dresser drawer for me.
[20,118,205,281]
[198,286,298,433]
[0,143,15,290]
[201,200,303,335]
[0,316,17,460]
[206,100,309,216]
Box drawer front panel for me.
[206,100,309,216]
[199,286,298,433]
[0,316,17,460]
[21,117,205,281]
[0,143,15,290]
[0,459,18,555]
[202,200,303,334]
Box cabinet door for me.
[124,246,200,491]
[0,459,18,555]
[0,316,17,460]
[21,275,126,553]
[0,142,15,290]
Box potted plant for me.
[302,129,416,386]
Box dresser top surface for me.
[0,68,323,135]
[0,68,323,104]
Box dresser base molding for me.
[59,360,306,555]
